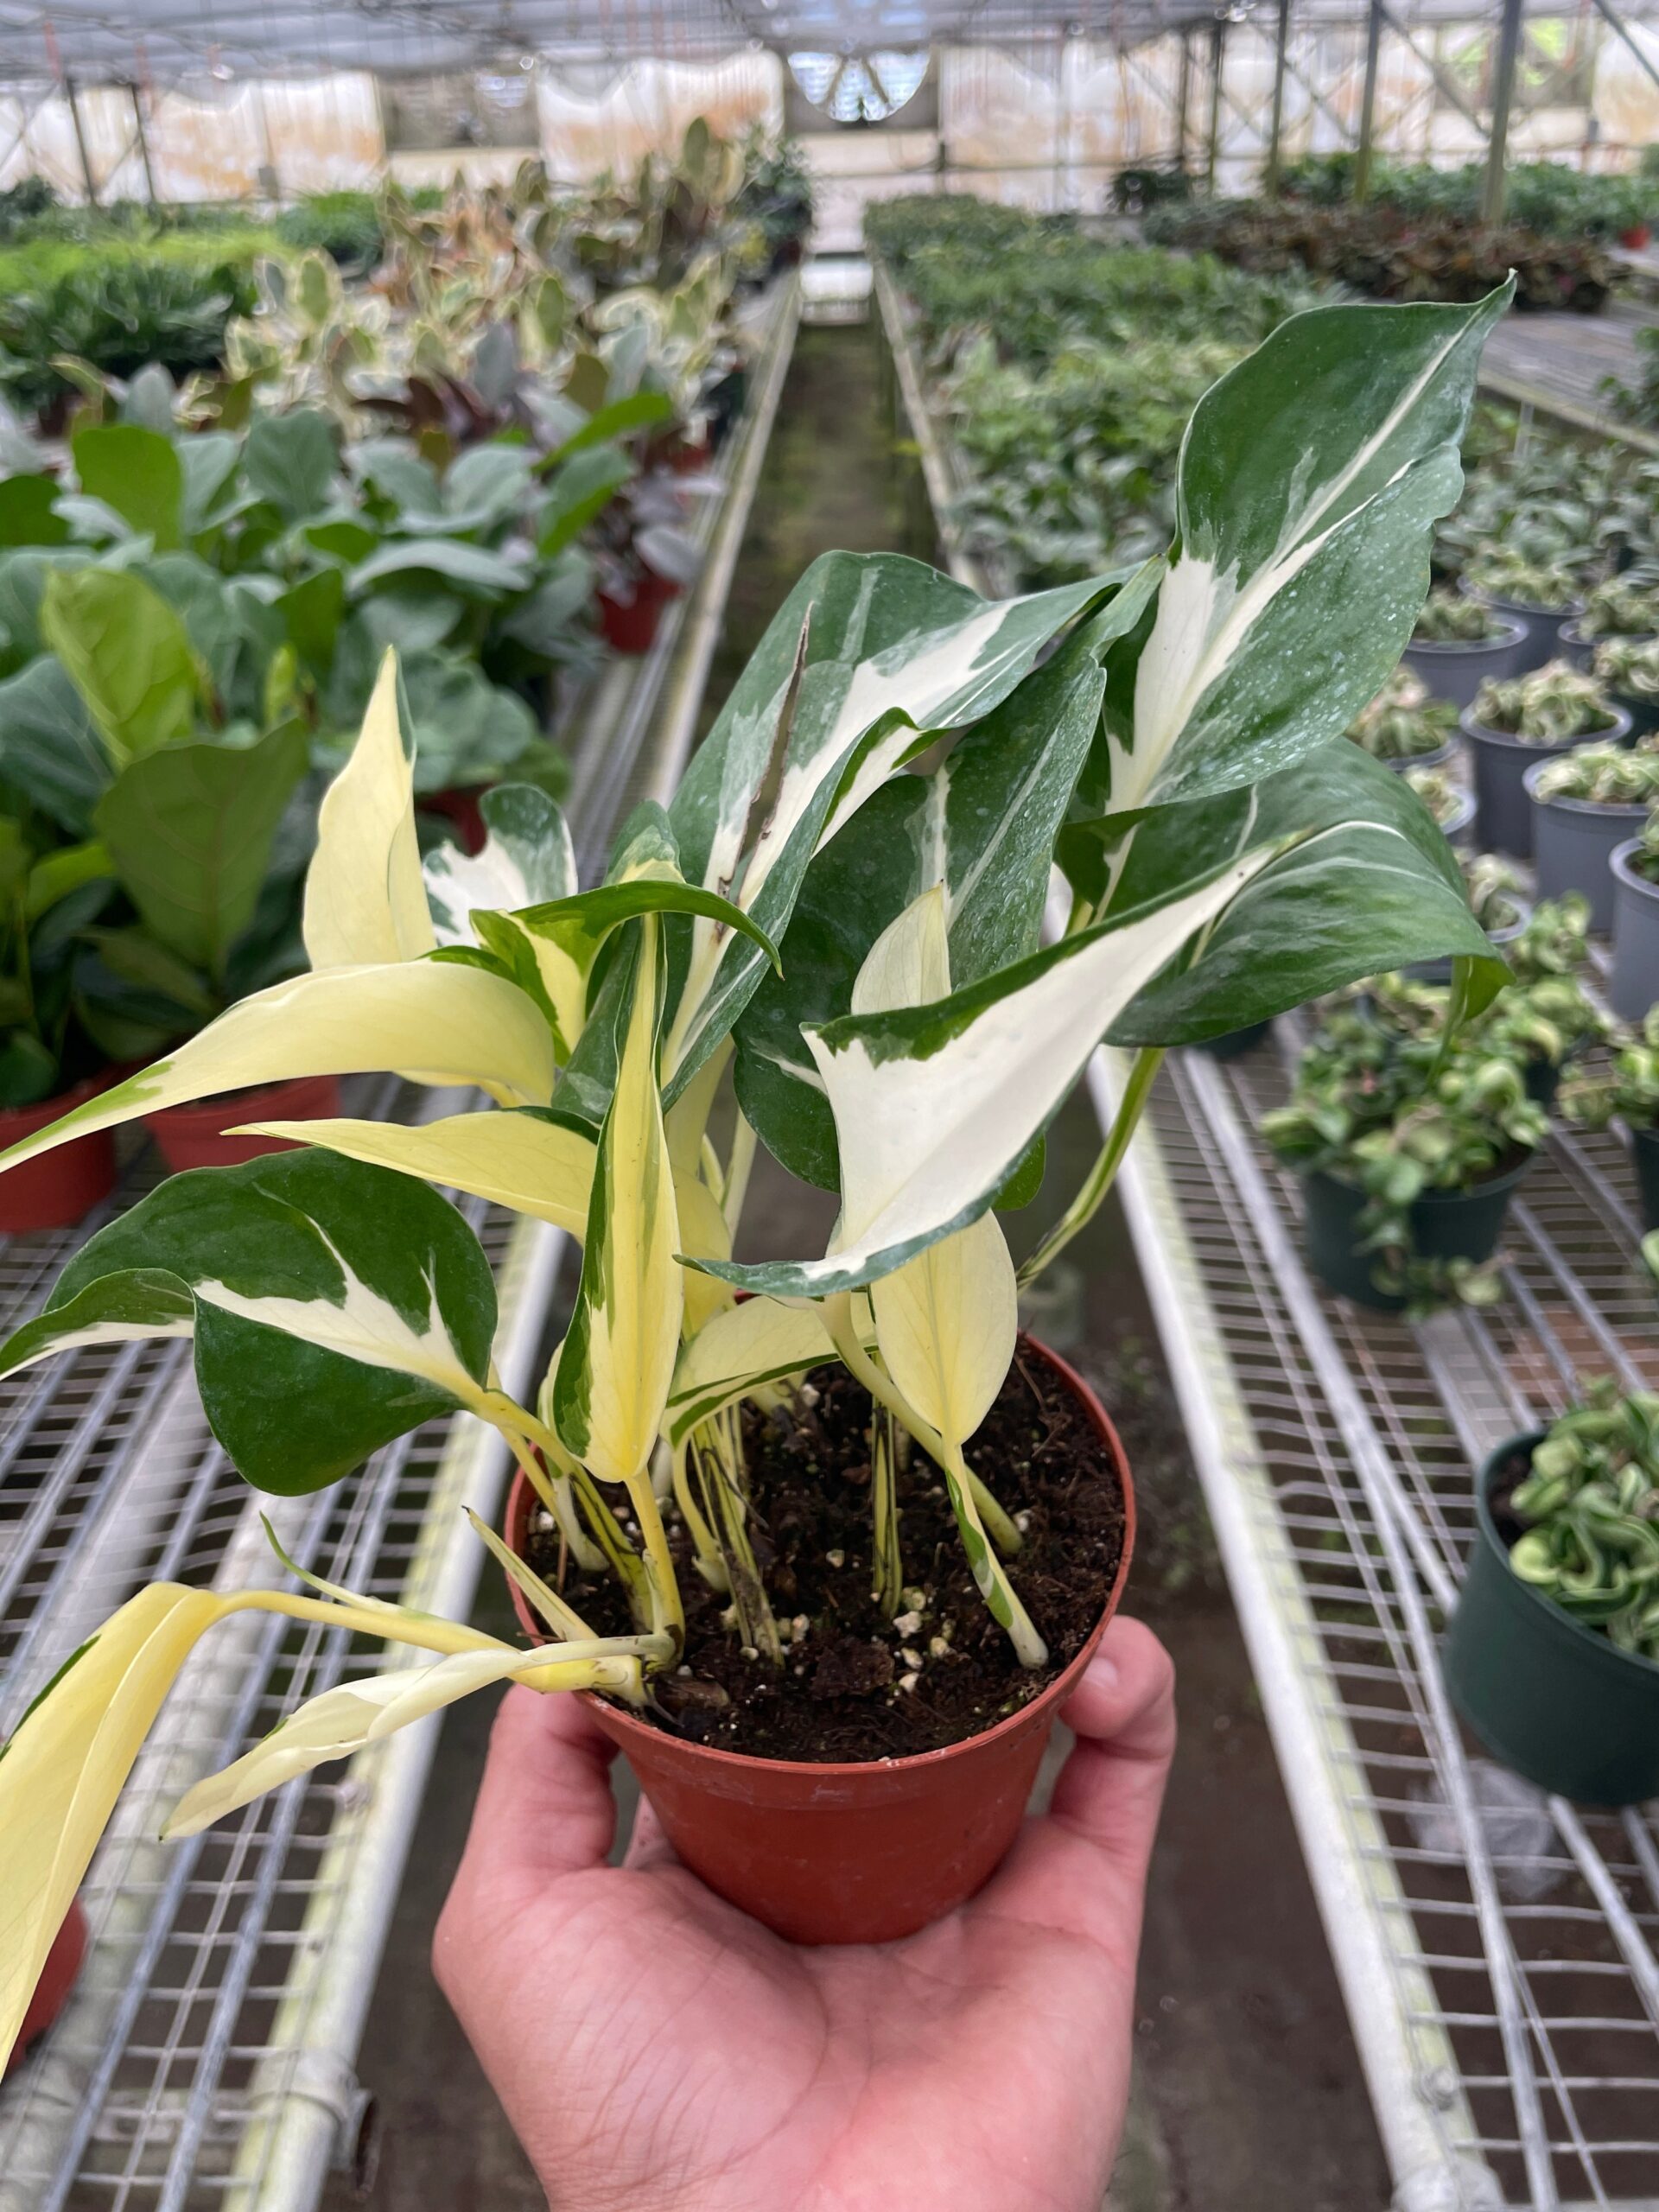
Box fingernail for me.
[1088,1651,1120,1692]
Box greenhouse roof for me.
[3,0,1657,92]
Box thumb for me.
[1048,1616,1177,1866]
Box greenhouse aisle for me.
[321,316,1389,2212]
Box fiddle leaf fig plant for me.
[0,282,1516,2068]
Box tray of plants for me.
[879,217,1659,2212]
[0,208,804,2211]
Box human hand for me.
[434,1613,1176,2212]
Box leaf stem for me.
[941,1439,1047,1667]
[1017,1046,1163,1289]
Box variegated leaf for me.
[1107,286,1510,814]
[303,648,435,968]
[423,781,575,946]
[1,1152,499,1492]
[552,916,681,1485]
[0,1268,194,1373]
[695,852,1272,1298]
[664,1294,847,1449]
[0,960,556,1179]
[661,550,1128,1104]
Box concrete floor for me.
[323,321,1391,2212]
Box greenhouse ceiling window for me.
[787,50,927,123]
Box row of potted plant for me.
[0,278,1519,2061]
[1275,151,1655,246]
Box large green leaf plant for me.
[0,285,1516,2063]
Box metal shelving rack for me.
[876,257,1659,2212]
[0,273,801,2212]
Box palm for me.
[436,1618,1174,2212]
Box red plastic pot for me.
[1622,224,1652,251]
[5,1897,87,2076]
[423,785,489,855]
[0,1071,119,1234]
[598,573,681,656]
[503,1337,1135,1945]
[143,1074,342,1173]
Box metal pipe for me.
[63,74,97,206]
[1353,0,1384,204]
[1265,0,1292,193]
[1588,0,1659,99]
[1175,28,1192,167]
[1205,16,1225,195]
[127,80,155,200]
[1482,0,1527,226]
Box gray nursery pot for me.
[1522,761,1649,932]
[1463,700,1633,859]
[1381,737,1454,775]
[1610,687,1659,740]
[1556,617,1595,671]
[1406,896,1531,985]
[1402,615,1530,707]
[1609,838,1659,1020]
[1470,589,1583,673]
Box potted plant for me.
[1403,585,1529,705]
[1463,660,1630,857]
[1590,635,1659,738]
[1559,575,1659,666]
[1462,547,1586,669]
[1442,1382,1659,1805]
[1471,893,1606,1106]
[1406,851,1530,983]
[1346,666,1459,768]
[1610,810,1659,1020]
[1403,762,1475,843]
[1261,995,1547,1311]
[1524,738,1659,928]
[1563,1012,1659,1230]
[0,283,1518,2045]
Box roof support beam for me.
[1264,0,1292,192]
[128,81,156,200]
[1586,0,1659,100]
[1353,0,1383,202]
[1175,26,1192,167]
[1205,16,1225,194]
[1376,2,1484,133]
[63,73,97,205]
[1482,0,1526,225]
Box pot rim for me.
[1610,838,1659,900]
[1474,1431,1659,1683]
[1406,614,1527,654]
[1559,618,1659,652]
[1380,737,1455,772]
[1520,757,1652,816]
[1304,1151,1536,1206]
[1463,582,1585,622]
[504,1334,1136,1783]
[1460,701,1632,751]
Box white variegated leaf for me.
[303,648,435,968]
[239,1109,594,1235]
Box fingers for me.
[1046,1616,1177,1867]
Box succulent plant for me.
[1472,659,1619,742]
[1347,666,1459,760]
[1532,738,1659,805]
[1412,587,1504,644]
[1506,1380,1659,1661]
[1592,634,1659,701]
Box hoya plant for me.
[1412,586,1505,644]
[0,283,1516,2061]
[1576,575,1659,642]
[1506,1381,1659,1661]
[1472,661,1619,742]
[1532,739,1659,807]
[1463,546,1586,611]
[1592,635,1659,703]
[1562,1007,1659,1134]
[1346,666,1457,762]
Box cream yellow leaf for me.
[868,1211,1017,1449]
[303,649,435,969]
[238,1112,594,1235]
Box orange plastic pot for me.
[5,1897,87,2075]
[144,1074,342,1173]
[0,1072,118,1232]
[503,1338,1135,1944]
[598,573,681,656]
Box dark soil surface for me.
[527,1345,1125,1761]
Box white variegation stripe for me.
[664,1295,848,1447]
[0,1317,194,1375]
[195,1229,486,1409]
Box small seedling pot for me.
[502,1338,1135,1946]
[1468,588,1583,672]
[1402,615,1530,707]
[1300,1156,1533,1312]
[0,1072,118,1234]
[143,1075,343,1173]
[598,573,681,655]
[1621,223,1653,250]
[1627,1121,1659,1234]
[1462,699,1632,859]
[1609,838,1659,1020]
[1195,1017,1273,1059]
[5,1897,87,2077]
[1442,1433,1659,1806]
[1523,760,1649,932]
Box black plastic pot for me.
[1462,700,1633,859]
[1610,687,1659,739]
[1402,615,1530,707]
[1300,1155,1533,1312]
[1610,839,1659,1021]
[1469,588,1583,673]
[1440,788,1477,849]
[1523,1052,1561,1111]
[1556,617,1596,671]
[1523,760,1649,932]
[1630,1121,1659,1233]
[1442,1433,1659,1806]
[1196,1018,1272,1059]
